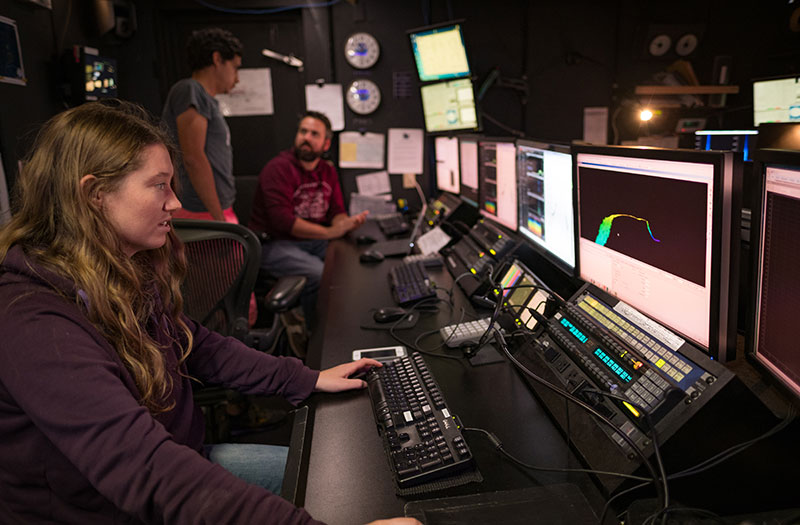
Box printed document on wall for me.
[217,68,274,116]
[306,83,345,131]
[339,131,385,169]
[388,128,424,174]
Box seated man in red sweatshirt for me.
[249,111,368,333]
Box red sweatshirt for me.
[249,150,346,240]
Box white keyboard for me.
[439,317,501,347]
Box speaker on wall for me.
[642,24,705,60]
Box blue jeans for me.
[205,443,288,494]
[261,239,328,326]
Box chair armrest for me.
[264,275,307,312]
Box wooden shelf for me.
[635,85,739,95]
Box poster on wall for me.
[0,16,26,86]
[216,68,273,116]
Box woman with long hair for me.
[0,100,414,524]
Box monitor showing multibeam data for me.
[574,144,738,360]
[408,21,470,83]
[753,75,800,126]
[748,149,800,399]
[420,78,479,134]
[478,138,517,230]
[435,136,460,194]
[516,139,576,274]
[458,135,481,205]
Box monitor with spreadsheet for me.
[458,135,481,205]
[478,138,517,230]
[753,75,800,126]
[516,139,576,275]
[573,144,739,360]
[435,136,460,194]
[420,78,479,134]
[408,21,470,83]
[748,148,800,399]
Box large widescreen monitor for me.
[420,78,479,134]
[408,21,470,83]
[435,136,460,194]
[753,75,800,126]
[516,139,576,275]
[748,148,800,399]
[573,144,739,360]
[458,135,480,205]
[478,138,517,230]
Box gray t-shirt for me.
[161,78,235,212]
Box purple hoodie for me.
[0,245,324,524]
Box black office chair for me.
[173,219,306,442]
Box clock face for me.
[344,32,380,69]
[346,79,381,115]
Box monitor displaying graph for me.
[574,145,738,359]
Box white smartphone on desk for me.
[352,345,407,363]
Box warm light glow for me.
[639,109,654,121]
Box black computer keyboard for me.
[376,213,410,236]
[388,261,437,305]
[365,352,474,488]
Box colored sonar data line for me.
[595,213,661,246]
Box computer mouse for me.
[356,234,376,245]
[373,307,406,323]
[359,250,384,263]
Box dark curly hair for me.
[186,28,243,72]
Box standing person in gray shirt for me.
[162,27,242,223]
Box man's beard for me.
[294,143,322,162]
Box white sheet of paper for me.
[583,106,608,145]
[339,131,385,169]
[416,226,451,255]
[0,153,10,225]
[349,193,395,216]
[388,128,424,174]
[216,68,273,116]
[355,170,391,196]
[305,83,345,131]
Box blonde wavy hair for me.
[0,100,193,414]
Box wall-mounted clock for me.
[345,79,381,115]
[344,32,380,69]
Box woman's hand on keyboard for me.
[314,358,382,393]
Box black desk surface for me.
[300,226,607,525]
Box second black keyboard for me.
[388,261,437,305]
[376,213,410,236]
[365,352,474,488]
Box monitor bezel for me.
[572,143,737,361]
[477,136,519,231]
[515,138,578,278]
[419,77,482,136]
[407,19,471,84]
[747,147,800,399]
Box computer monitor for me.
[753,75,800,126]
[573,144,739,360]
[516,139,576,275]
[748,148,800,399]
[478,138,517,230]
[81,47,117,101]
[435,136,460,194]
[497,260,549,331]
[408,21,470,83]
[458,135,480,205]
[695,130,757,162]
[420,78,479,134]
